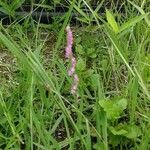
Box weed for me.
[0,0,150,149]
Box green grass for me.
[0,0,150,149]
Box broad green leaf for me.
[110,124,141,139]
[123,125,141,139]
[109,126,128,135]
[119,14,148,32]
[116,98,127,110]
[106,9,119,33]
[99,98,127,120]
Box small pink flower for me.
[65,25,79,95]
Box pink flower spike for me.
[66,26,73,45]
[65,26,73,58]
[68,57,76,76]
[71,74,79,95]
[65,46,72,58]
[65,25,79,95]
[74,74,79,83]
